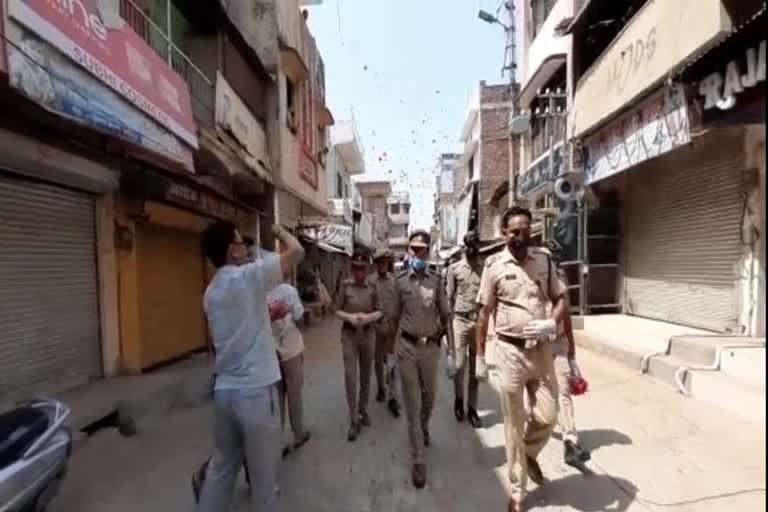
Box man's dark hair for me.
[201,220,238,268]
[500,205,533,230]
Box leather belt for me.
[401,331,440,346]
[343,323,371,332]
[455,311,477,321]
[496,334,526,349]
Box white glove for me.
[446,353,458,379]
[475,355,489,382]
[522,319,557,340]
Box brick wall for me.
[477,83,518,241]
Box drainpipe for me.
[674,340,766,396]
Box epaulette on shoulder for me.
[484,253,502,267]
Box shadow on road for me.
[552,428,633,453]
[526,473,639,511]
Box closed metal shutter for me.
[0,174,101,401]
[624,137,744,333]
[136,223,207,369]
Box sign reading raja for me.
[699,40,766,111]
[8,0,198,149]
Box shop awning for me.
[518,54,567,108]
[316,241,346,254]
[280,46,309,84]
[299,222,353,256]
[198,128,272,194]
[317,103,335,127]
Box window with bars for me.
[532,0,557,38]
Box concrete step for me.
[59,353,213,440]
[576,329,766,424]
[690,369,766,424]
[645,353,691,391]
[668,337,721,366]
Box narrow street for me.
[50,318,765,512]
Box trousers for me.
[197,386,281,512]
[279,353,306,441]
[494,340,558,502]
[374,321,399,400]
[452,316,479,408]
[398,339,440,464]
[553,353,578,444]
[341,327,375,422]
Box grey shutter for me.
[624,142,744,333]
[0,174,101,401]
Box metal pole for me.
[166,0,173,66]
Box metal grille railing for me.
[119,0,215,128]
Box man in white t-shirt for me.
[268,283,311,457]
[193,221,304,512]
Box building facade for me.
[387,191,411,260]
[512,0,766,335]
[356,180,392,249]
[0,0,331,402]
[454,81,517,248]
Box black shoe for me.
[412,463,427,489]
[376,388,386,403]
[388,398,401,418]
[467,407,482,429]
[347,422,360,442]
[564,440,591,466]
[454,398,465,422]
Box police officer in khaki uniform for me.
[334,252,383,442]
[541,240,591,467]
[446,230,483,428]
[393,230,453,489]
[366,248,401,417]
[475,206,567,512]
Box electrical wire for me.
[588,455,766,508]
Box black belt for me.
[343,323,372,331]
[401,331,440,345]
[496,334,526,349]
[455,311,477,321]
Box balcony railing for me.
[120,0,215,128]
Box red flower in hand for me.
[269,300,290,321]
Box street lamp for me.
[478,9,504,27]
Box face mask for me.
[411,258,428,272]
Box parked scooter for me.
[0,399,72,512]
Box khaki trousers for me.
[553,353,578,444]
[341,327,375,422]
[278,353,305,441]
[374,320,398,400]
[494,340,559,502]
[398,339,440,464]
[452,316,479,408]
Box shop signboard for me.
[299,223,353,256]
[215,72,271,174]
[6,24,194,172]
[584,86,690,185]
[8,0,198,149]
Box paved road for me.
[50,318,765,511]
